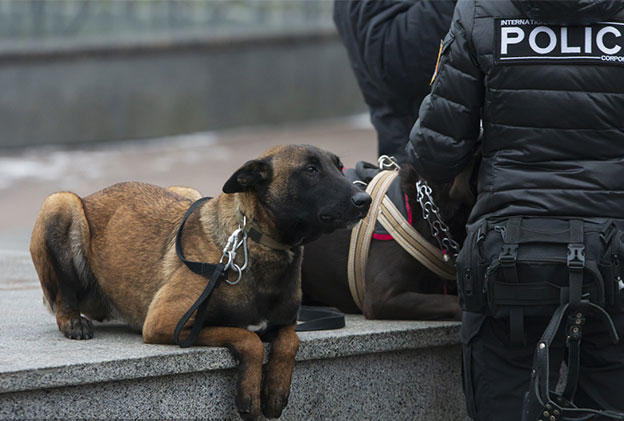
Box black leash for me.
[174,197,217,277]
[173,197,346,347]
[296,306,345,332]
[173,197,227,348]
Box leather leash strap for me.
[296,306,345,332]
[174,197,227,348]
[347,170,456,310]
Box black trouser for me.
[461,311,624,421]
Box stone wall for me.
[0,30,365,147]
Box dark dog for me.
[29,144,371,420]
[301,160,476,321]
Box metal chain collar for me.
[415,180,461,261]
[219,217,249,285]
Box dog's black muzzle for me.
[319,191,371,230]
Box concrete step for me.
[0,252,467,420]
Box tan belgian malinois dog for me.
[30,144,371,420]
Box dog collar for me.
[234,208,292,251]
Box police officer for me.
[406,0,624,420]
[333,0,456,163]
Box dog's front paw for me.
[261,390,289,419]
[60,316,94,340]
[235,392,261,421]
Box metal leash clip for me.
[219,217,249,285]
[378,155,401,171]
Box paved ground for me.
[0,115,376,253]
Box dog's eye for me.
[306,166,318,174]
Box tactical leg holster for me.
[521,302,622,421]
[456,218,624,420]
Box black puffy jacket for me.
[334,0,456,163]
[406,0,624,225]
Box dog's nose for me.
[351,192,372,209]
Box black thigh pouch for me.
[457,217,624,319]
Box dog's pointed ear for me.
[222,159,272,194]
[449,158,476,207]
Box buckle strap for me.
[566,244,585,270]
[499,218,520,284]
[567,220,585,306]
[569,219,584,244]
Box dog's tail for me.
[30,192,92,314]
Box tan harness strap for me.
[347,170,398,310]
[377,196,456,280]
[347,170,459,310]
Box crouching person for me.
[406,0,624,420]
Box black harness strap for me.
[173,197,227,348]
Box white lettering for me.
[501,27,525,54]
[601,54,624,62]
[597,26,622,55]
[585,27,592,53]
[529,26,557,54]
[561,27,581,53]
[501,19,538,26]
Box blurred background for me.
[0,0,376,252]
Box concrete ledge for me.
[0,252,467,420]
